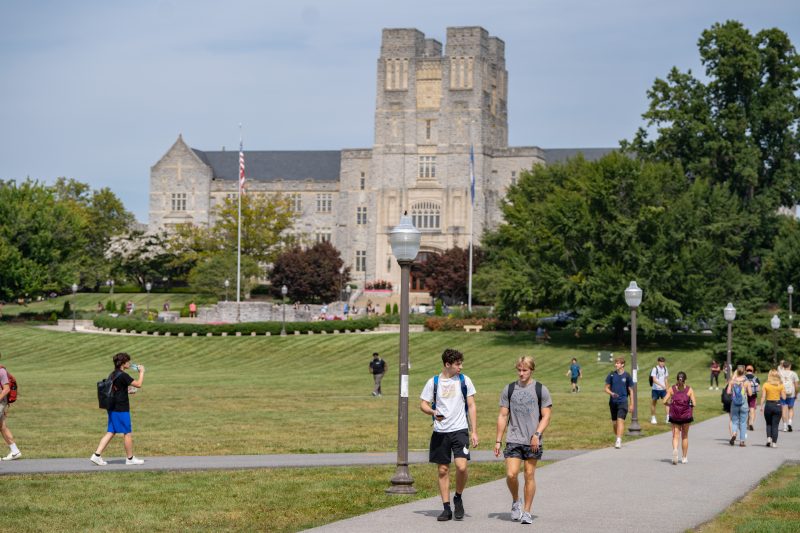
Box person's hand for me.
[138,365,145,373]
[493,441,502,457]
[531,434,540,453]
[471,431,479,448]
[433,410,444,421]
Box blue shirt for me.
[570,364,581,379]
[606,371,632,404]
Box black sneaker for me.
[437,509,452,522]
[789,425,793,432]
[454,498,465,520]
[748,425,754,431]
[729,435,736,446]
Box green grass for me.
[0,461,511,532]
[694,463,800,532]
[0,324,725,458]
[1,293,208,316]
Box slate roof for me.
[542,148,616,163]
[192,149,342,182]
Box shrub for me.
[434,299,443,316]
[62,300,71,316]
[92,316,380,336]
[385,303,391,315]
[392,303,399,315]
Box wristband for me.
[495,440,501,443]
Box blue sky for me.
[1,0,798,223]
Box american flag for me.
[239,140,246,194]
[469,144,475,206]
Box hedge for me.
[93,315,380,336]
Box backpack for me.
[97,371,121,410]
[432,374,468,424]
[746,374,760,397]
[732,383,745,407]
[507,380,544,426]
[669,385,693,420]
[0,365,17,404]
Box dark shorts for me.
[570,377,579,384]
[781,397,796,407]
[651,389,667,401]
[429,429,470,464]
[610,402,628,421]
[503,441,544,461]
[107,411,132,434]
[670,418,693,426]
[748,395,757,409]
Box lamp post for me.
[386,213,421,494]
[71,283,78,332]
[339,266,345,302]
[724,303,736,373]
[771,314,781,365]
[281,285,288,335]
[789,285,794,323]
[345,284,352,313]
[224,279,230,302]
[624,281,643,435]
[145,282,152,315]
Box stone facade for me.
[149,26,609,292]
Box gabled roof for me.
[543,148,616,164]
[192,149,342,182]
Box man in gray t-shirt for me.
[493,356,552,525]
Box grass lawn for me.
[1,293,210,316]
[0,324,726,457]
[694,463,800,532]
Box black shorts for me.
[503,442,544,461]
[429,429,470,464]
[570,377,579,384]
[610,402,628,421]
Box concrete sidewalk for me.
[0,449,583,476]
[307,415,800,532]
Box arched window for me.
[411,201,441,230]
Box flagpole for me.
[468,144,474,313]
[237,124,243,322]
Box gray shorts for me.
[503,441,544,461]
[0,399,7,421]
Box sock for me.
[9,443,19,454]
[128,456,134,460]
[443,502,451,512]
[454,492,462,500]
[93,452,101,457]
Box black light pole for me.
[386,214,420,494]
[71,283,78,332]
[724,303,736,372]
[771,314,781,365]
[281,285,288,335]
[624,281,642,435]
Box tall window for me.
[425,120,432,140]
[418,156,436,179]
[357,206,367,225]
[316,193,332,213]
[315,229,331,243]
[290,193,302,212]
[356,250,367,272]
[360,172,366,190]
[171,193,187,211]
[411,201,441,230]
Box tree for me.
[421,246,484,304]
[269,242,348,303]
[105,231,182,288]
[187,252,260,299]
[761,216,800,303]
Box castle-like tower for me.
[149,27,600,293]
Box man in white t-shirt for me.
[778,361,798,432]
[650,357,670,425]
[420,348,478,522]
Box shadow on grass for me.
[484,330,716,353]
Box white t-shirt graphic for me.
[420,373,476,433]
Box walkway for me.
[307,414,799,532]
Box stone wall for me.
[198,302,346,323]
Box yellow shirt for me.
[763,382,783,402]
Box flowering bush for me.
[365,280,393,290]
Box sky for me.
[1,0,799,223]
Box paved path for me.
[0,449,583,476]
[307,414,800,532]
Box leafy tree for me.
[187,252,260,299]
[421,246,484,304]
[761,216,800,303]
[269,242,348,303]
[105,231,182,288]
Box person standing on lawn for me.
[90,352,145,466]
[494,356,553,525]
[368,352,387,397]
[605,357,633,449]
[566,357,582,393]
[420,348,478,522]
[650,356,669,424]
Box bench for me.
[463,325,483,333]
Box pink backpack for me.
[669,385,693,420]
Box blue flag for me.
[469,145,475,206]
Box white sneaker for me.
[665,415,670,424]
[615,438,622,449]
[1,451,21,461]
[90,454,107,466]
[650,416,657,424]
[709,387,714,390]
[672,448,678,465]
[125,456,144,465]
[681,457,688,464]
[767,437,773,447]
[520,511,533,524]
[511,500,522,521]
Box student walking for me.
[368,352,387,397]
[778,361,798,432]
[566,357,582,393]
[91,353,145,466]
[744,365,760,431]
[760,369,787,448]
[726,366,752,446]
[420,349,478,522]
[0,352,21,461]
[494,356,553,524]
[604,357,633,449]
[649,357,669,424]
[709,360,721,390]
[664,371,696,464]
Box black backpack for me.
[97,371,121,410]
[507,380,544,426]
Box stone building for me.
[149,27,612,295]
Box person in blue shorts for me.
[90,352,145,466]
[566,357,582,393]
[649,357,669,424]
[605,357,633,449]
